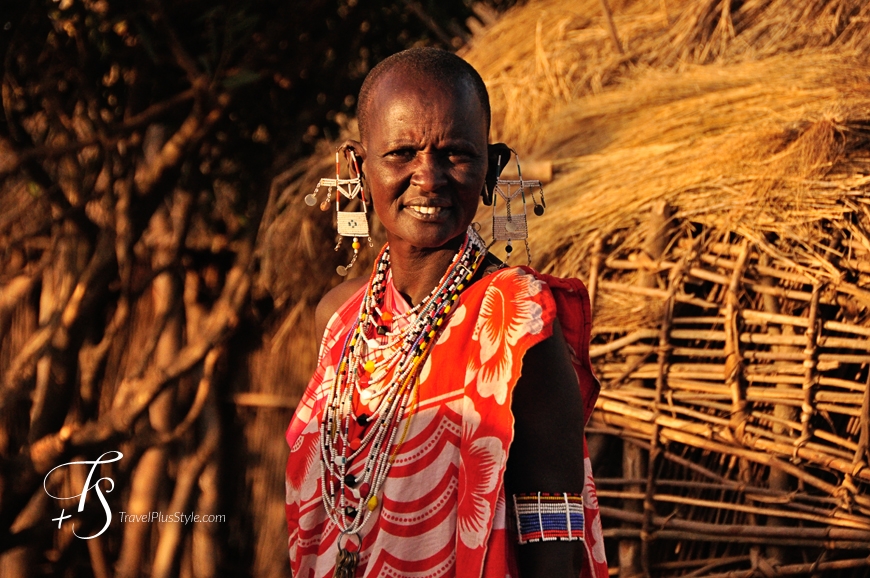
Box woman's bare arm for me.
[506,318,587,577]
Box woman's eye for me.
[447,149,474,162]
[386,148,415,160]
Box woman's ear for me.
[483,143,512,206]
[340,139,367,169]
[340,139,369,203]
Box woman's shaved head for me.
[357,47,491,142]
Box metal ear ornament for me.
[489,150,545,265]
[305,148,372,276]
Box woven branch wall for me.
[585,209,870,575]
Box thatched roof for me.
[462,0,870,273]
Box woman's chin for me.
[387,217,469,251]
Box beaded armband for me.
[513,492,584,544]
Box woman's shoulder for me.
[467,265,593,355]
[471,264,553,298]
[480,266,591,307]
[462,265,558,330]
[315,276,367,339]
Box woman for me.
[285,47,607,578]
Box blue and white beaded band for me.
[513,492,585,544]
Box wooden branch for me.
[79,297,130,405]
[109,293,240,429]
[228,392,301,409]
[724,241,750,435]
[598,389,859,460]
[593,403,870,492]
[616,340,870,366]
[637,433,733,486]
[595,477,853,509]
[129,284,177,378]
[191,389,220,578]
[594,467,870,525]
[587,233,603,311]
[151,420,220,578]
[0,275,38,323]
[115,443,168,578]
[590,329,658,358]
[702,555,870,577]
[638,200,672,574]
[595,489,870,530]
[147,0,206,86]
[693,250,870,306]
[156,348,221,444]
[634,242,870,311]
[598,506,870,542]
[740,308,870,341]
[133,93,230,198]
[605,349,657,389]
[5,478,52,554]
[1,308,63,407]
[597,398,714,438]
[658,327,870,351]
[855,371,870,485]
[603,524,870,549]
[25,249,250,479]
[2,230,116,422]
[0,181,38,234]
[652,555,751,574]
[121,88,196,130]
[113,247,251,432]
[798,283,821,447]
[599,280,718,308]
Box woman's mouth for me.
[406,205,448,218]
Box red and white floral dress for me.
[285,266,608,578]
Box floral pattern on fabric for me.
[466,271,546,405]
[285,266,607,578]
[584,456,607,567]
[457,399,504,550]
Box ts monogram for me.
[43,451,123,539]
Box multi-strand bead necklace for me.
[319,227,487,574]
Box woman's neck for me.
[387,237,465,307]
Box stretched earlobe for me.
[339,140,367,199]
[483,143,511,206]
[340,139,366,169]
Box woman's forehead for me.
[376,68,472,105]
[360,67,488,141]
[365,77,487,144]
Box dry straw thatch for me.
[273,0,870,575]
[460,0,870,575]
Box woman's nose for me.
[410,152,448,192]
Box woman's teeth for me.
[408,206,443,215]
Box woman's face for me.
[360,70,489,252]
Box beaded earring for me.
[489,149,545,265]
[305,147,373,276]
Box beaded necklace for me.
[319,226,487,575]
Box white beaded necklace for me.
[319,227,487,573]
